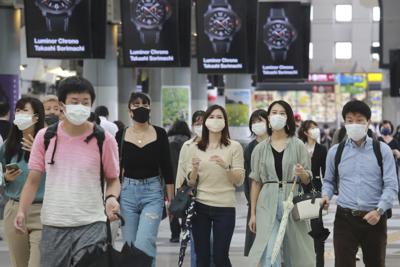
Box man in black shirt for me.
[0,101,11,140]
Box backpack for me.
[43,122,106,194]
[334,139,392,218]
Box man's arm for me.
[321,146,338,208]
[378,144,399,212]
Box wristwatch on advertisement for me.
[35,0,82,32]
[263,8,297,62]
[130,0,172,44]
[204,0,241,54]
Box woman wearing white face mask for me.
[0,97,46,267]
[298,120,327,267]
[243,109,268,257]
[248,100,315,267]
[186,105,244,267]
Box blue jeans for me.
[260,189,292,267]
[120,176,164,267]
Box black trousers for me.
[244,203,256,256]
[169,216,181,239]
[334,206,387,267]
[192,202,235,267]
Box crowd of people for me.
[0,75,399,267]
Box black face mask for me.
[131,107,150,123]
[45,114,59,125]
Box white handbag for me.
[292,188,327,221]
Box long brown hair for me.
[197,105,230,151]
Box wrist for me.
[376,207,385,216]
[105,194,118,204]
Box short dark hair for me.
[192,110,206,125]
[57,76,96,105]
[0,101,10,117]
[128,92,151,108]
[249,109,268,136]
[197,105,230,151]
[298,120,318,143]
[266,100,296,136]
[94,105,109,117]
[380,120,394,134]
[342,100,371,121]
[167,120,192,138]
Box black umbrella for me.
[308,206,330,241]
[308,206,330,267]
[75,215,153,267]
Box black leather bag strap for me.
[334,141,347,193]
[372,139,383,177]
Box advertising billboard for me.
[196,0,256,73]
[256,1,310,82]
[24,0,106,58]
[121,0,191,67]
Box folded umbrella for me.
[75,215,153,267]
[308,206,330,241]
[270,179,297,265]
[178,196,196,267]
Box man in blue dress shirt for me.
[321,100,398,267]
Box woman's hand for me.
[21,134,34,152]
[393,149,400,159]
[5,168,23,182]
[210,155,228,170]
[191,157,201,173]
[294,164,310,184]
[248,214,257,233]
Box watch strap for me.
[270,8,286,20]
[211,0,229,7]
[212,40,231,54]
[46,14,69,32]
[271,50,287,61]
[140,29,161,44]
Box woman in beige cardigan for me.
[248,100,315,267]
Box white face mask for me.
[309,128,320,141]
[252,122,267,136]
[270,115,287,131]
[64,104,91,126]
[205,118,225,133]
[193,125,203,137]
[14,113,35,131]
[345,123,368,142]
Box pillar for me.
[83,24,118,121]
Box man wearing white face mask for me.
[321,100,398,267]
[13,76,121,267]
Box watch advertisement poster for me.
[0,75,19,121]
[121,0,190,67]
[24,0,107,59]
[196,0,255,73]
[256,1,310,82]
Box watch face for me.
[264,21,297,49]
[204,8,241,40]
[36,0,78,13]
[131,0,172,29]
